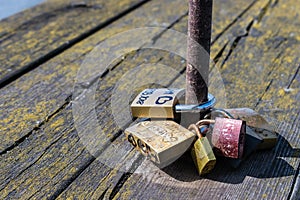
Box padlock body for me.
[225,108,278,149]
[124,120,195,168]
[131,88,184,119]
[191,137,216,175]
[211,118,246,158]
[250,127,278,150]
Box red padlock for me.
[212,117,246,158]
[199,118,246,159]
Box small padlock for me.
[209,108,263,152]
[124,120,196,168]
[224,108,278,150]
[250,127,278,150]
[199,118,246,159]
[131,88,184,119]
[131,88,216,119]
[207,109,264,168]
[189,123,216,175]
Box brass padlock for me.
[131,88,184,119]
[124,120,196,168]
[131,88,216,119]
[189,123,216,175]
[250,127,278,150]
[199,118,246,159]
[224,108,278,150]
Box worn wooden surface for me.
[0,0,148,86]
[0,0,299,199]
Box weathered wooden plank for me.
[290,65,300,200]
[210,0,300,198]
[0,0,260,155]
[0,105,94,199]
[253,7,300,196]
[290,162,300,200]
[1,0,299,200]
[104,0,300,199]
[0,46,184,199]
[55,0,300,199]
[0,0,191,199]
[0,0,149,86]
[0,0,189,153]
[0,101,141,199]
[0,0,260,197]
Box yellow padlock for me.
[189,123,216,175]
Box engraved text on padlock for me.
[124,120,195,168]
[131,88,184,119]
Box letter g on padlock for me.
[131,88,184,119]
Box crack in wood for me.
[255,79,274,108]
[0,95,72,156]
[213,42,228,64]
[220,20,254,69]
[0,134,66,197]
[217,0,280,69]
[69,2,103,9]
[257,0,272,23]
[254,0,282,25]
[267,51,284,77]
[287,64,300,89]
[25,138,83,199]
[99,187,109,200]
[108,155,143,200]
[272,0,280,7]
[288,156,300,200]
[151,12,188,46]
[0,0,151,89]
[211,0,258,45]
[48,156,96,200]
[0,32,15,43]
[274,38,287,49]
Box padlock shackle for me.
[195,119,215,127]
[188,124,210,139]
[175,93,216,113]
[211,108,234,119]
[188,124,202,138]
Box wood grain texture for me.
[1,0,299,199]
[56,0,300,199]
[0,0,189,154]
[107,0,300,199]
[0,0,258,156]
[0,0,189,199]
[0,105,94,199]
[0,0,148,86]
[0,0,255,198]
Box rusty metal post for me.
[186,0,213,105]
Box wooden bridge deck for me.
[0,0,299,199]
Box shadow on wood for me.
[162,134,298,184]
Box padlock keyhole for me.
[137,139,148,154]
